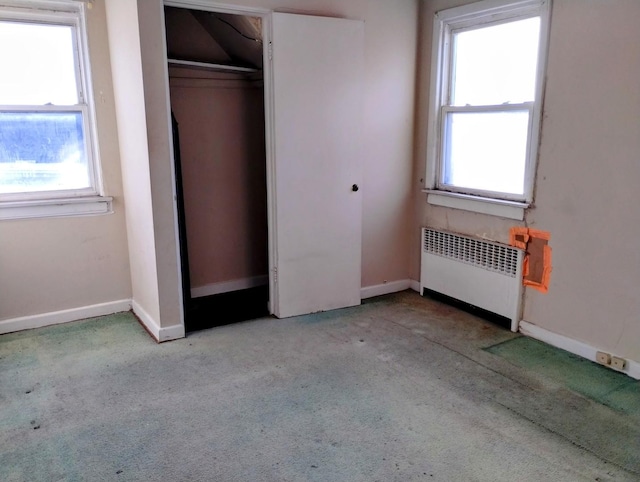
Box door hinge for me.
[273,266,278,284]
[268,42,273,61]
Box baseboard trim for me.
[0,299,132,335]
[361,279,411,300]
[191,275,269,298]
[131,300,185,343]
[409,279,420,293]
[519,321,640,380]
[159,323,186,342]
[131,300,160,341]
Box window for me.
[425,0,550,218]
[0,1,110,220]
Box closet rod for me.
[168,58,259,74]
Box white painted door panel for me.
[271,13,364,318]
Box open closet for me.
[163,4,367,329]
[165,6,269,331]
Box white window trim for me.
[424,0,551,216]
[423,190,526,220]
[0,195,112,220]
[0,0,108,220]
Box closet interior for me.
[165,6,269,332]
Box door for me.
[270,13,364,318]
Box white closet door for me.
[271,12,364,318]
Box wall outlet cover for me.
[611,356,627,371]
[596,351,611,365]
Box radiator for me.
[420,228,524,332]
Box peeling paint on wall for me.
[510,227,552,293]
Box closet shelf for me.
[168,58,260,74]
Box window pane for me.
[451,17,540,106]
[0,112,89,194]
[442,111,529,195]
[0,21,78,105]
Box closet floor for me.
[185,285,270,332]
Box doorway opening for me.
[164,5,270,332]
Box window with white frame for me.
[0,1,109,219]
[425,0,550,210]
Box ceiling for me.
[164,7,263,70]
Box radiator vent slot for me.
[420,228,524,332]
[423,229,519,277]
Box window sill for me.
[423,190,528,221]
[0,196,113,221]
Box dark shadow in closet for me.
[187,285,269,332]
[172,112,269,333]
[171,112,192,323]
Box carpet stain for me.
[485,337,640,419]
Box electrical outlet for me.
[596,351,611,366]
[611,356,627,371]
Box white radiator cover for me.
[420,228,524,332]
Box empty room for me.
[1,0,639,480]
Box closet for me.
[164,5,366,328]
[165,6,269,331]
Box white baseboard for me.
[519,321,640,380]
[191,275,269,298]
[131,300,159,340]
[131,300,185,343]
[361,279,411,300]
[0,299,132,335]
[159,323,186,342]
[410,279,420,292]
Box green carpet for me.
[2,293,639,480]
[486,337,640,419]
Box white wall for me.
[169,71,268,289]
[137,1,185,330]
[523,0,640,362]
[104,0,161,326]
[414,0,640,363]
[356,0,418,288]
[0,0,131,323]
